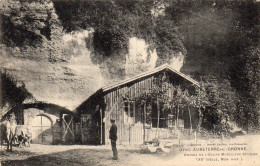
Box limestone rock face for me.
[125,37,184,78]
[1,30,103,110]
[1,29,185,110]
[125,37,157,77]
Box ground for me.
[1,135,260,166]
[0,144,178,166]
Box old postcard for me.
[1,0,259,165]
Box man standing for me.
[109,119,118,160]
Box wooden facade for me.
[76,64,200,145]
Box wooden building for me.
[76,64,200,145]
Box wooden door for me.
[129,122,143,145]
[32,115,53,144]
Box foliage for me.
[199,77,238,135]
[130,74,239,135]
[53,0,186,64]
[132,74,199,125]
[164,0,259,132]
[1,0,258,132]
[1,0,62,47]
[234,46,260,131]
[93,26,128,58]
[0,0,73,63]
[0,70,33,122]
[155,17,187,66]
[0,71,32,108]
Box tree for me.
[1,0,72,62]
[0,70,34,123]
[1,0,62,47]
[131,73,199,138]
[155,17,187,66]
[53,0,185,76]
[199,77,238,136]
[236,46,260,131]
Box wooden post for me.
[197,87,202,131]
[129,124,131,145]
[177,104,180,140]
[156,97,160,138]
[128,99,130,118]
[100,109,103,145]
[177,105,179,128]
[133,101,136,123]
[195,131,197,142]
[62,114,65,142]
[72,116,74,143]
[188,105,193,139]
[80,116,83,143]
[143,100,146,144]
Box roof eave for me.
[102,64,199,92]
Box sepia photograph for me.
[0,0,259,165]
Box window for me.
[167,114,175,128]
[151,103,166,128]
[124,100,128,115]
[177,105,185,128]
[124,100,135,118]
[123,100,135,124]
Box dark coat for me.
[109,123,117,140]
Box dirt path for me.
[1,135,260,166]
[0,144,176,166]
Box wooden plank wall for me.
[103,74,179,144]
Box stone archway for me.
[31,114,53,144]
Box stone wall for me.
[22,108,62,144]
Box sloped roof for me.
[76,89,104,114]
[102,64,199,92]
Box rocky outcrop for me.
[1,27,187,111]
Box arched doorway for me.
[31,115,53,144]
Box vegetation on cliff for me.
[0,0,259,132]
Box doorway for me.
[31,115,53,144]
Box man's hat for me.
[110,119,115,122]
